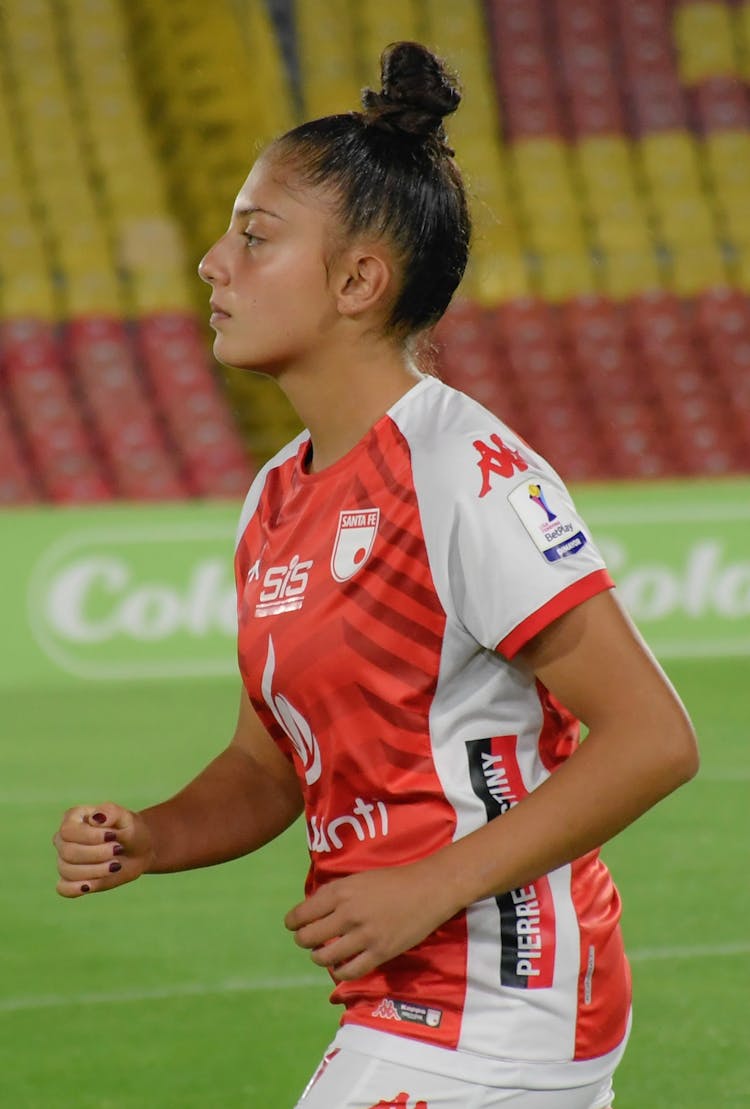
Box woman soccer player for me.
[53,42,698,1109]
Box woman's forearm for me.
[139,744,303,873]
[434,713,698,915]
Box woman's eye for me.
[242,232,263,248]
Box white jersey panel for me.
[389,376,609,655]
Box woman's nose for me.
[198,240,225,285]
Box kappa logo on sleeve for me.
[366,1095,428,1109]
[509,480,588,562]
[473,433,528,497]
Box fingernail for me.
[112,844,124,856]
[109,861,121,873]
[81,884,91,893]
[91,812,107,824]
[104,830,117,843]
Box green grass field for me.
[2,656,747,1108]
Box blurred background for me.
[1,1,748,1106]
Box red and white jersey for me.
[234,376,631,1089]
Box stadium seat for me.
[0,398,38,504]
[673,0,740,86]
[615,0,689,134]
[690,76,750,132]
[486,0,563,139]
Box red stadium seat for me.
[0,398,38,504]
[65,315,191,499]
[1,318,113,502]
[689,77,750,133]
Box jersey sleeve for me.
[446,438,613,658]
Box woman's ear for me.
[332,246,395,319]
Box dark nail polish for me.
[81,884,91,893]
[104,830,117,843]
[91,812,107,824]
[109,861,121,873]
[112,844,124,856]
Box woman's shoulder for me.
[391,376,547,495]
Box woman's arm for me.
[285,590,699,979]
[53,687,303,897]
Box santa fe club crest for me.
[331,508,380,582]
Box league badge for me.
[509,480,588,562]
[331,507,380,582]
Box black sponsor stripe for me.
[466,737,528,990]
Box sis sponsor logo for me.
[253,554,313,617]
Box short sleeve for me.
[396,389,614,660]
[447,450,613,657]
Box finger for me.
[309,932,364,969]
[56,869,130,898]
[56,838,123,866]
[56,807,128,848]
[285,888,335,931]
[330,950,378,982]
[293,917,343,951]
[57,857,126,884]
[81,804,131,830]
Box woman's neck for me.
[277,342,422,473]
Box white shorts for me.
[295,1042,615,1109]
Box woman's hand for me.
[53,803,155,898]
[284,858,458,981]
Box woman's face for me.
[198,155,340,373]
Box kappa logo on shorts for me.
[331,508,380,581]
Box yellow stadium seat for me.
[537,251,597,303]
[639,131,704,192]
[718,193,750,245]
[472,248,531,305]
[654,193,719,247]
[674,1,739,85]
[732,244,750,292]
[2,272,59,320]
[128,269,195,315]
[296,0,362,117]
[521,193,587,254]
[669,243,729,296]
[600,249,662,301]
[64,268,125,316]
[591,207,653,253]
[704,131,750,193]
[737,2,750,81]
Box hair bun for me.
[361,41,461,153]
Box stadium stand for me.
[1,0,748,505]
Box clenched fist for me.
[53,803,154,898]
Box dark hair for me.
[271,41,471,338]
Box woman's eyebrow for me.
[234,205,285,221]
